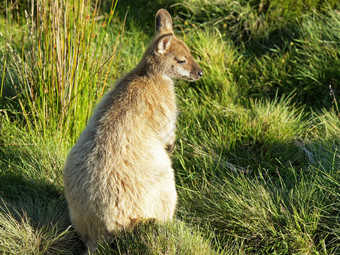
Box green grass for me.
[178,155,340,254]
[96,221,220,255]
[2,0,123,142]
[1,0,339,254]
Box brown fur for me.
[63,9,203,254]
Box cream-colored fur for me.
[63,9,203,253]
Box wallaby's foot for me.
[83,245,97,255]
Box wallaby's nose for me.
[198,69,203,77]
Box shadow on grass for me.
[110,0,297,54]
[0,141,84,254]
[106,0,177,35]
[0,177,84,254]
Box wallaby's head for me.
[142,9,203,82]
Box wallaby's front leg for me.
[161,115,176,154]
[165,133,176,154]
[165,142,175,154]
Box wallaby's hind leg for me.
[82,230,100,255]
[166,179,177,219]
[69,210,100,255]
[158,174,177,220]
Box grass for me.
[178,156,340,254]
[96,221,220,255]
[1,0,339,254]
[2,0,123,142]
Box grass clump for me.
[176,96,307,176]
[0,118,79,254]
[0,117,65,200]
[180,29,238,104]
[174,7,340,109]
[313,109,340,140]
[97,221,220,255]
[293,10,340,108]
[0,199,77,255]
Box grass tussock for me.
[1,0,339,254]
[96,221,220,255]
[176,96,308,175]
[0,199,78,255]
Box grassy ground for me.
[0,0,339,254]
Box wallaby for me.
[63,9,203,254]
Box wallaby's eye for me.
[176,59,187,64]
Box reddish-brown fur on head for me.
[137,9,203,81]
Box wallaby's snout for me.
[192,61,203,81]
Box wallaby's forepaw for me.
[165,143,175,154]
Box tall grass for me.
[3,0,122,142]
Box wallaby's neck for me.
[128,39,173,80]
[128,57,174,86]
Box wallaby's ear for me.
[156,34,173,54]
[155,9,173,35]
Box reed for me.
[6,0,121,142]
